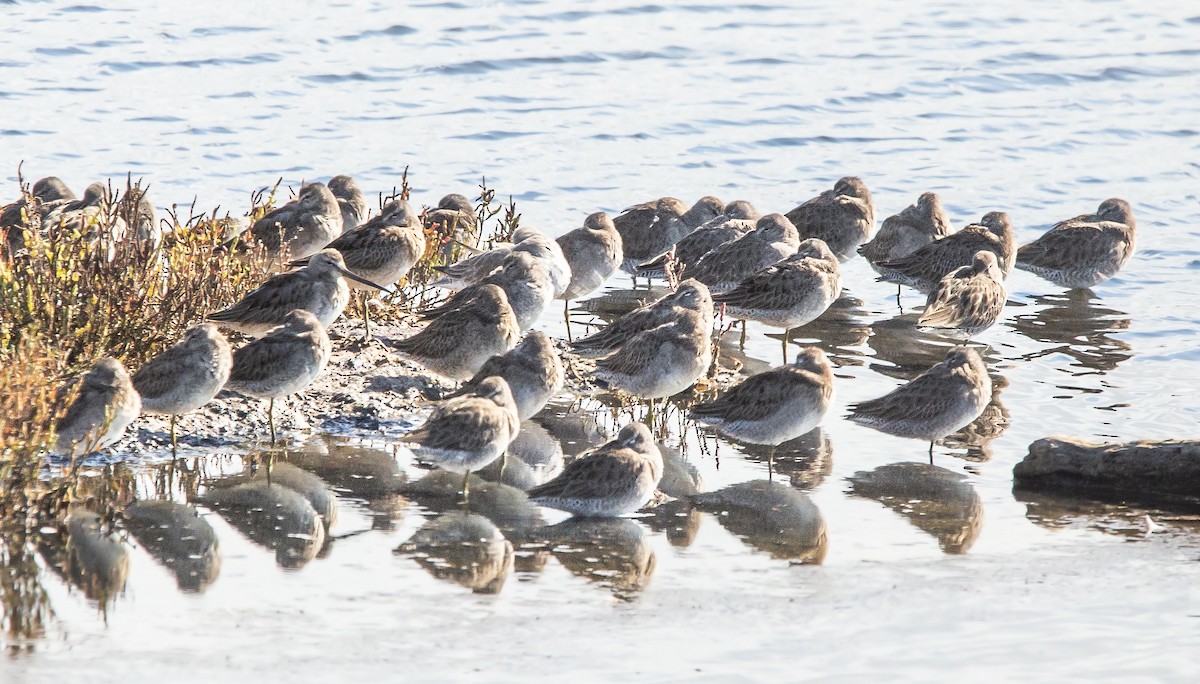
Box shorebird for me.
[116,184,161,253]
[225,181,342,261]
[571,278,713,354]
[594,311,712,401]
[423,193,479,241]
[327,175,367,232]
[918,251,1007,338]
[132,323,233,451]
[859,191,952,303]
[450,331,563,421]
[847,346,991,460]
[683,213,800,293]
[712,238,841,360]
[636,201,760,280]
[691,347,834,467]
[391,284,521,380]
[311,199,426,338]
[556,212,623,335]
[432,227,570,297]
[1015,198,1136,289]
[54,357,142,458]
[876,211,1016,294]
[402,376,521,498]
[785,176,876,262]
[423,250,553,332]
[527,422,663,517]
[41,182,129,253]
[207,248,391,337]
[614,195,724,277]
[2,176,76,254]
[225,310,331,444]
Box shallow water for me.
[4,0,1200,680]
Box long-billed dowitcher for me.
[327,175,367,233]
[556,212,624,328]
[527,422,663,517]
[424,250,553,332]
[432,226,570,296]
[451,331,563,421]
[712,238,841,359]
[315,199,426,338]
[41,182,129,253]
[402,376,521,498]
[224,309,331,443]
[614,196,724,275]
[876,211,1016,294]
[132,323,233,450]
[1016,198,1136,289]
[918,251,1007,338]
[636,201,759,280]
[392,284,521,380]
[116,184,161,253]
[847,346,991,459]
[423,193,479,241]
[691,347,834,453]
[859,191,952,272]
[2,176,76,254]
[684,213,800,293]
[225,182,342,261]
[785,176,876,262]
[594,311,712,400]
[571,278,713,354]
[207,248,390,337]
[54,357,142,458]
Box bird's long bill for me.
[336,265,394,293]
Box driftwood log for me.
[1013,436,1200,511]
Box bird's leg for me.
[361,291,372,341]
[767,444,776,481]
[169,414,178,455]
[928,440,934,464]
[782,329,790,364]
[564,299,573,342]
[268,397,276,445]
[739,320,747,350]
[461,470,472,503]
[896,284,903,314]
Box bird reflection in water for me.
[395,511,515,595]
[123,501,221,593]
[36,511,130,615]
[1008,289,1132,374]
[539,517,657,600]
[475,421,565,491]
[1013,490,1200,540]
[848,463,984,554]
[691,480,827,564]
[942,374,1011,462]
[765,290,872,366]
[640,443,704,547]
[278,437,409,530]
[198,479,326,569]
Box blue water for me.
[3,0,1200,681]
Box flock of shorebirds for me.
[5,173,1138,517]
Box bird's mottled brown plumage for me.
[876,211,1016,294]
[1016,198,1136,289]
[528,422,663,517]
[859,191,952,267]
[918,251,1007,337]
[785,176,875,261]
[393,284,521,380]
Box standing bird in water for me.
[690,347,834,474]
[683,213,801,294]
[785,176,876,262]
[527,422,663,517]
[310,199,426,339]
[225,310,331,444]
[402,376,521,500]
[876,211,1016,295]
[133,323,233,451]
[847,346,991,461]
[859,191,953,305]
[556,211,623,338]
[917,251,1007,339]
[1015,198,1136,289]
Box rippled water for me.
[4,0,1200,680]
